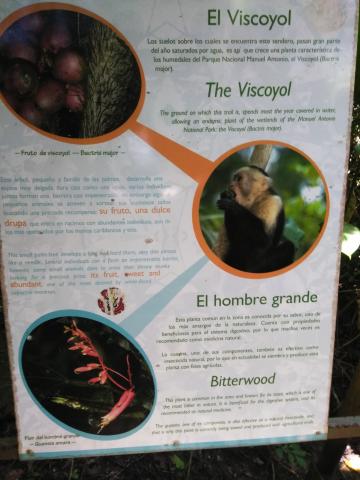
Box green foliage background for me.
[199,146,327,260]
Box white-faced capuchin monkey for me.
[214,165,295,273]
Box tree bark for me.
[82,23,141,137]
[249,144,273,169]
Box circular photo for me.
[0,6,142,140]
[21,315,155,437]
[98,287,125,316]
[196,143,328,276]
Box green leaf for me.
[295,455,309,469]
[170,454,186,470]
[274,446,285,460]
[273,444,310,471]
[342,223,360,258]
[71,469,80,480]
[284,219,305,248]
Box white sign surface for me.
[0,0,357,459]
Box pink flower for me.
[74,363,100,374]
[80,346,98,357]
[86,369,108,385]
[88,377,101,384]
[68,342,87,351]
[98,388,135,432]
[99,370,108,384]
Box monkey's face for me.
[230,167,271,206]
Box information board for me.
[0,0,358,459]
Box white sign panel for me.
[0,0,357,459]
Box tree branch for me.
[249,144,273,169]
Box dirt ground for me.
[1,440,360,480]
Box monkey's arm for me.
[217,193,270,247]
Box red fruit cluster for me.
[0,11,86,130]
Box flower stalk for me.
[64,320,135,432]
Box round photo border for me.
[0,2,145,144]
[19,309,157,440]
[192,140,330,279]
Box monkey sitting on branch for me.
[213,164,295,273]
